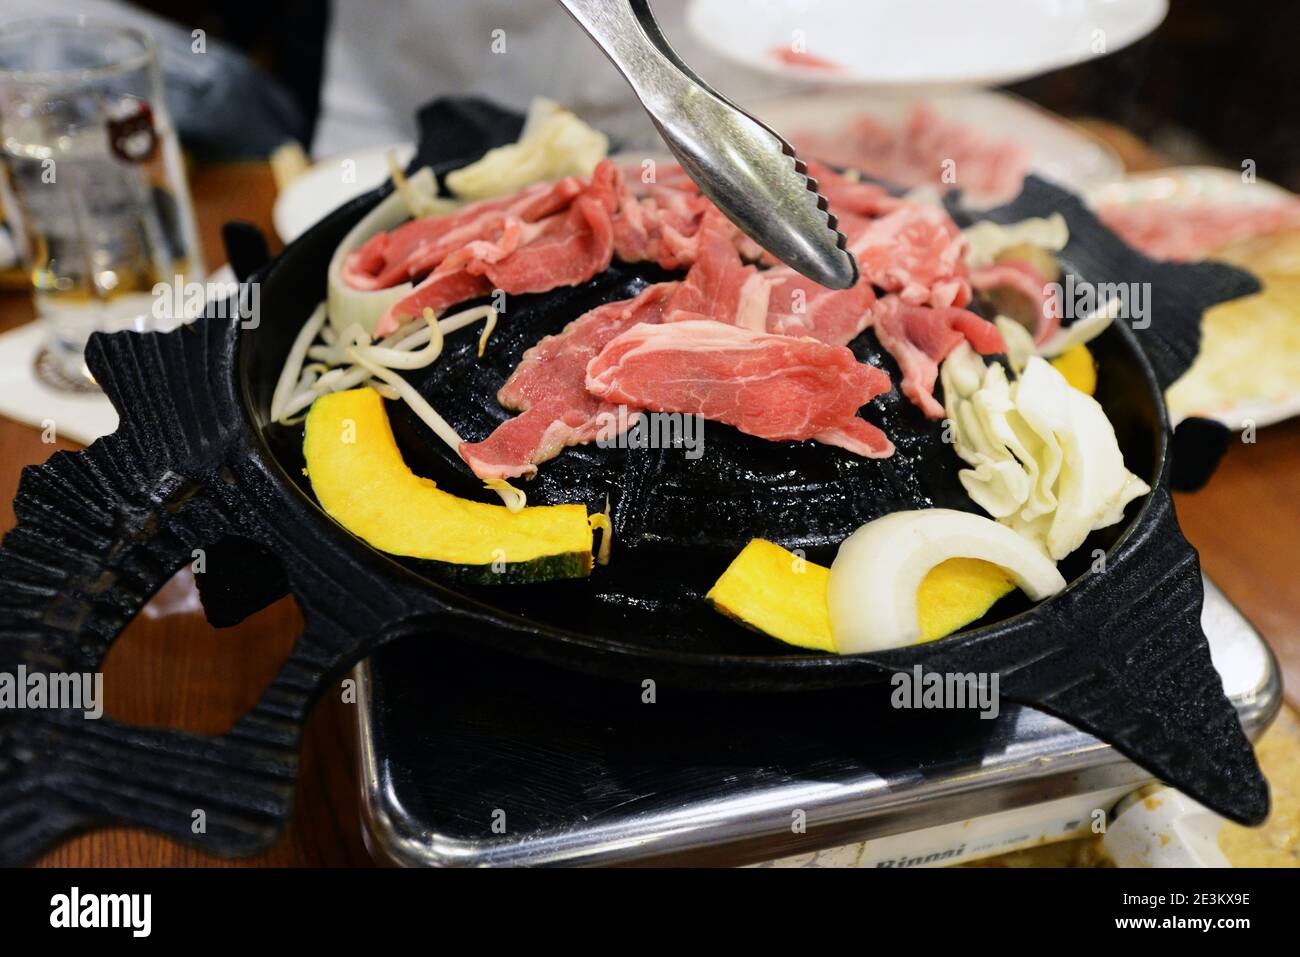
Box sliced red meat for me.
[794,104,1030,206]
[763,265,877,345]
[375,163,621,336]
[806,161,901,219]
[348,150,975,341]
[343,176,584,291]
[869,295,1006,419]
[458,282,678,480]
[610,194,659,265]
[364,160,716,337]
[611,202,712,269]
[370,160,704,289]
[1098,199,1300,262]
[660,210,768,328]
[585,319,893,457]
[351,155,912,342]
[457,208,886,479]
[969,259,1059,345]
[611,173,711,270]
[751,205,884,345]
[637,162,700,195]
[853,202,972,309]
[478,181,617,292]
[661,208,877,344]
[769,47,843,71]
[377,270,494,331]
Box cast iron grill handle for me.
[0,309,455,865]
[976,177,1250,491]
[915,180,1269,822]
[892,485,1269,826]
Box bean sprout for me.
[483,478,527,512]
[344,346,465,449]
[271,302,327,422]
[273,296,524,510]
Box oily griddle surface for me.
[374,257,992,655]
[263,98,1149,655]
[390,263,977,558]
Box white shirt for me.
[313,0,793,157]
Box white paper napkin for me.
[0,264,238,446]
[0,320,119,446]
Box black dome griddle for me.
[0,99,1268,863]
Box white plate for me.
[687,0,1167,87]
[1086,168,1300,430]
[751,89,1123,203]
[272,143,416,244]
[1196,394,1300,432]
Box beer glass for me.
[0,17,204,391]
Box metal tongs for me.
[557,0,859,290]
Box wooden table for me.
[3,158,1296,867]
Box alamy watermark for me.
[50,887,150,937]
[1045,275,1151,330]
[0,667,103,719]
[595,406,705,459]
[152,274,260,329]
[891,665,1000,719]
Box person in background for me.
[312,0,792,157]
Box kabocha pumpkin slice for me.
[304,388,593,583]
[707,539,837,652]
[1051,344,1097,396]
[915,556,1019,645]
[707,539,1017,653]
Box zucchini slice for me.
[304,388,593,583]
[707,539,1015,653]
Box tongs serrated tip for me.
[558,0,860,290]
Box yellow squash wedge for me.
[304,388,594,583]
[1051,344,1097,396]
[707,539,1015,653]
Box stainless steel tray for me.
[355,577,1280,867]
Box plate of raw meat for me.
[1089,167,1300,428]
[751,90,1122,208]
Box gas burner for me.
[356,577,1279,867]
